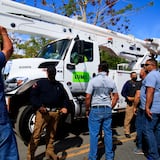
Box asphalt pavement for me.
[15,113,147,160]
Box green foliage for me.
[116,4,133,14]
[100,50,127,69]
[61,0,78,16]
[9,54,25,59]
[16,36,51,58]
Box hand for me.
[86,110,90,117]
[145,108,152,119]
[60,108,67,114]
[133,107,137,115]
[39,106,47,113]
[0,26,7,35]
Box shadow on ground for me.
[35,136,83,160]
[35,112,130,160]
[34,118,88,160]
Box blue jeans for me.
[88,106,113,160]
[0,122,19,160]
[143,113,160,160]
[135,108,145,150]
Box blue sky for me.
[14,0,159,40]
[127,0,160,39]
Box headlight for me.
[4,77,28,93]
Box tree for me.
[39,0,153,33]
[15,0,153,33]
[16,36,51,58]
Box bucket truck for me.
[0,0,160,143]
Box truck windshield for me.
[38,39,70,59]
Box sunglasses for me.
[141,63,152,67]
[144,64,152,66]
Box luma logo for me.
[73,72,90,82]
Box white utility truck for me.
[0,0,160,143]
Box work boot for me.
[58,151,67,160]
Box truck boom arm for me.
[0,0,160,59]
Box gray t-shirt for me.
[86,72,118,107]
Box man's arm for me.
[60,86,69,114]
[133,90,140,114]
[85,93,91,116]
[85,93,91,109]
[0,26,13,61]
[121,81,128,98]
[145,87,154,118]
[111,93,119,108]
[30,82,42,109]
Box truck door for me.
[64,40,99,94]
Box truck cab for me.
[4,37,100,143]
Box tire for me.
[15,105,36,144]
[15,105,73,144]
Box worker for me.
[27,66,69,160]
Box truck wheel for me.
[15,105,36,144]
